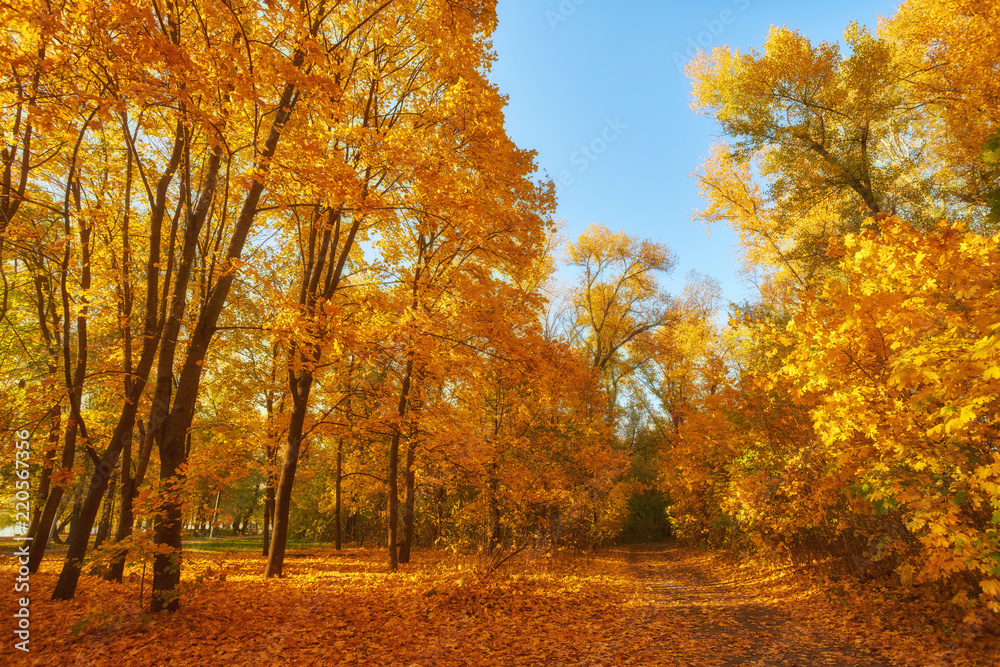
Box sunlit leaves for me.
[565,224,674,375]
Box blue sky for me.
[488,0,901,307]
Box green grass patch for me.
[181,536,327,553]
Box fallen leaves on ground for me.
[3,543,999,665]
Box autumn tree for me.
[565,224,675,410]
[634,272,723,432]
[378,187,554,568]
[886,0,1000,219]
[689,24,988,293]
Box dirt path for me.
[621,543,890,666]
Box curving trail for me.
[618,543,890,666]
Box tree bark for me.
[335,438,343,551]
[262,481,275,557]
[210,489,221,538]
[398,440,416,563]
[93,469,118,550]
[27,405,60,541]
[104,418,153,583]
[387,357,414,571]
[487,461,502,550]
[265,372,313,577]
[262,348,284,556]
[28,380,83,573]
[52,411,141,598]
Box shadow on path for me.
[624,543,890,667]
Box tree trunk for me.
[210,489,221,538]
[29,214,91,571]
[27,415,80,572]
[398,441,416,563]
[387,430,399,571]
[26,231,63,541]
[262,402,282,555]
[346,511,357,542]
[49,467,109,592]
[55,111,173,600]
[27,404,60,540]
[66,489,84,549]
[335,438,343,551]
[487,462,501,550]
[32,118,94,571]
[265,371,313,578]
[264,200,363,574]
[103,435,130,582]
[51,512,70,545]
[94,468,118,550]
[262,481,275,557]
[387,357,414,571]
[105,419,153,583]
[239,484,259,536]
[53,396,154,598]
[151,402,193,612]
[103,111,181,586]
[262,350,283,557]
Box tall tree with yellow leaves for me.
[689,24,983,293]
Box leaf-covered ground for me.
[3,542,999,665]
